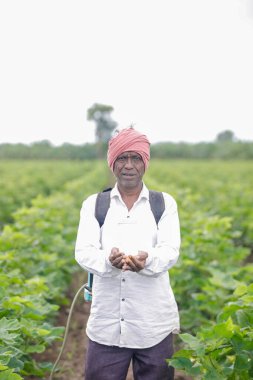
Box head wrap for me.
[107,127,150,171]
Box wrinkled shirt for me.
[75,183,181,348]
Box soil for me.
[26,273,191,380]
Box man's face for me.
[113,151,145,190]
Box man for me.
[75,127,181,380]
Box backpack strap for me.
[95,188,112,228]
[149,190,165,226]
[95,188,165,227]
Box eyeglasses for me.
[115,154,143,165]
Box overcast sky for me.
[0,0,253,145]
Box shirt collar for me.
[111,182,149,201]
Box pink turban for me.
[107,127,150,171]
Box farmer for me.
[75,127,181,380]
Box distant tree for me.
[216,130,236,142]
[87,103,117,159]
[87,103,117,143]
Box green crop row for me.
[1,159,252,379]
[148,160,253,248]
[145,160,253,379]
[0,162,110,379]
[0,160,94,228]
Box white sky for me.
[0,0,253,145]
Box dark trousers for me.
[85,334,174,380]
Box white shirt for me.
[75,183,181,348]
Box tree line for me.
[0,139,253,160]
[1,103,252,160]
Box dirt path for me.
[27,273,190,380]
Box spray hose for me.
[49,283,90,380]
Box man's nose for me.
[125,156,134,167]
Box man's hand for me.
[109,247,125,269]
[122,251,148,272]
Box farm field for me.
[0,160,94,228]
[0,159,252,380]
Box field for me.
[0,159,252,380]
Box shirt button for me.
[121,318,124,321]
[122,278,125,282]
[122,298,125,301]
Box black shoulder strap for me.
[95,188,165,228]
[95,188,112,227]
[149,190,165,226]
